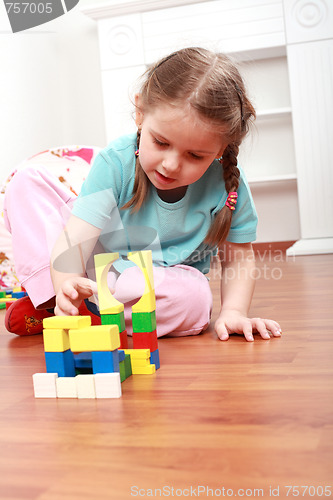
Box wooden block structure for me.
[33,250,160,399]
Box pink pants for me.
[4,165,212,337]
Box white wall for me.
[0,1,106,181]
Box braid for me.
[121,131,150,212]
[204,143,241,247]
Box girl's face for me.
[136,100,227,201]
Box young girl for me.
[4,47,281,341]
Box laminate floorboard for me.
[0,252,332,500]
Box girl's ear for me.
[135,94,144,128]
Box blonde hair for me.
[122,47,255,247]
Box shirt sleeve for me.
[71,150,123,229]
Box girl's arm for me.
[50,214,101,316]
[215,241,282,341]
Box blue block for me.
[74,352,92,370]
[118,349,126,362]
[150,349,160,370]
[44,350,76,377]
[12,291,27,299]
[91,350,120,374]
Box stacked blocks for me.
[33,250,160,399]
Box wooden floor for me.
[0,252,332,500]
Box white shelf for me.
[256,107,292,120]
[248,173,297,185]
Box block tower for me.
[33,250,160,398]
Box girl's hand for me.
[215,309,282,342]
[55,277,98,316]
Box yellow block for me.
[43,315,91,330]
[123,349,150,359]
[0,297,17,303]
[128,251,156,313]
[43,329,70,352]
[69,325,120,352]
[94,253,124,314]
[132,364,156,375]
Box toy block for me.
[76,374,96,398]
[5,301,16,310]
[124,354,132,378]
[0,297,17,303]
[132,364,156,375]
[0,302,6,310]
[13,286,22,292]
[128,251,156,313]
[0,291,6,298]
[101,311,125,332]
[43,329,70,352]
[133,330,158,351]
[56,377,78,398]
[94,253,124,314]
[12,291,27,299]
[91,350,120,374]
[43,315,91,330]
[74,352,92,370]
[150,349,160,370]
[123,348,150,359]
[33,373,58,398]
[69,324,120,352]
[119,330,128,349]
[132,310,156,333]
[119,355,132,382]
[95,373,122,398]
[119,361,126,382]
[118,350,126,362]
[45,350,76,377]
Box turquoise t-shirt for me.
[72,133,258,274]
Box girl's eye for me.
[190,153,204,160]
[153,138,168,147]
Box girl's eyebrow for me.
[150,128,216,154]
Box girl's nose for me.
[162,154,181,174]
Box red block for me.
[133,330,158,351]
[119,329,129,349]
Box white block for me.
[56,377,78,398]
[94,373,122,398]
[76,374,96,399]
[33,373,58,398]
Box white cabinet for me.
[82,0,333,253]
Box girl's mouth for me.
[155,171,175,185]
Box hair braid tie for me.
[225,191,238,210]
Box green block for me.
[0,291,6,298]
[0,302,6,309]
[119,355,132,382]
[124,354,132,378]
[101,311,125,332]
[119,361,126,383]
[132,311,156,333]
